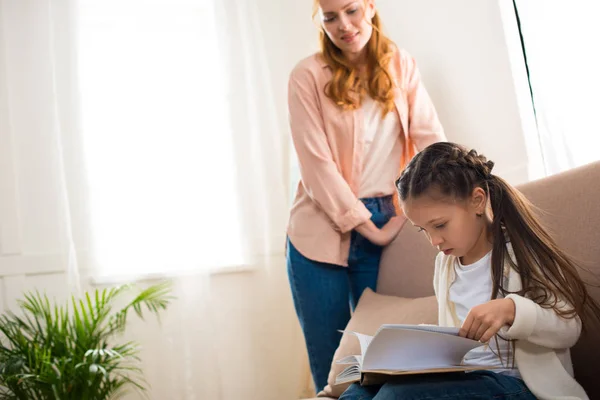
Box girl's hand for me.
[459,298,516,343]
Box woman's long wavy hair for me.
[312,0,396,116]
[396,142,600,335]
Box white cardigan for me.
[434,249,589,400]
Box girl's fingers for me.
[466,316,482,340]
[459,314,473,338]
[479,324,502,344]
[474,322,489,342]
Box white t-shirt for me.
[358,96,402,198]
[449,250,521,378]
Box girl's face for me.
[317,0,376,62]
[401,188,492,265]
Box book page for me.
[362,326,483,371]
[339,331,373,358]
[336,355,362,365]
[335,365,361,385]
[379,324,460,336]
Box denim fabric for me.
[287,195,395,392]
[339,371,537,400]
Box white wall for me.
[382,0,544,184]
[252,0,318,201]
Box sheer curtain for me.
[108,0,312,397]
[0,0,312,398]
[0,0,85,293]
[514,0,600,175]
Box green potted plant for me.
[0,281,173,399]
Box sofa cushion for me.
[317,288,437,398]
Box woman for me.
[286,0,446,391]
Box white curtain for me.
[0,0,84,292]
[515,0,600,175]
[0,0,313,398]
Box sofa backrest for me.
[378,160,600,398]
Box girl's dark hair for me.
[396,142,600,332]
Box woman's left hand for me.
[459,298,516,343]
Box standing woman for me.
[286,0,446,391]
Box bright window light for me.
[77,0,244,278]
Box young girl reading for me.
[340,142,600,400]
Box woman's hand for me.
[355,216,406,246]
[459,298,516,343]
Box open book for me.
[335,324,489,385]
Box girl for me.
[286,0,445,392]
[340,142,600,400]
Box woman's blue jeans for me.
[287,195,395,392]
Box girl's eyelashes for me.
[416,222,446,232]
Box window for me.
[77,0,244,278]
[515,1,600,174]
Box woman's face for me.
[317,0,376,62]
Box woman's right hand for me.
[355,216,406,246]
